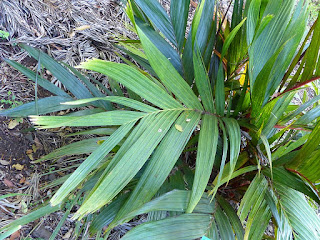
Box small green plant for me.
[0,91,23,108]
[1,0,320,239]
[0,30,9,40]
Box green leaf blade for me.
[30,110,147,129]
[170,0,190,50]
[276,184,320,240]
[0,96,73,118]
[50,123,135,206]
[187,115,218,213]
[215,64,225,116]
[221,18,247,59]
[193,46,215,112]
[63,96,158,113]
[34,136,108,163]
[21,44,93,100]
[73,110,181,218]
[137,25,203,110]
[79,60,182,109]
[135,0,177,46]
[135,19,183,74]
[121,213,212,240]
[5,59,69,98]
[111,111,201,227]
[222,118,241,179]
[0,204,60,236]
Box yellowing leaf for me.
[97,140,105,145]
[26,149,34,160]
[239,63,248,86]
[175,124,183,132]
[32,144,38,153]
[27,153,34,161]
[12,164,24,170]
[8,119,19,129]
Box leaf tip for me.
[29,115,39,122]
[76,58,98,69]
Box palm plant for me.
[1,0,320,239]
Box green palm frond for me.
[1,0,320,239]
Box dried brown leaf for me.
[3,178,14,188]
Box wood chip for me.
[9,230,20,240]
[3,178,14,188]
[19,177,26,184]
[75,25,90,31]
[63,228,73,239]
[0,160,10,165]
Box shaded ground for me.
[0,116,34,190]
[0,117,32,223]
[0,117,32,164]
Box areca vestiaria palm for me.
[1,0,320,239]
